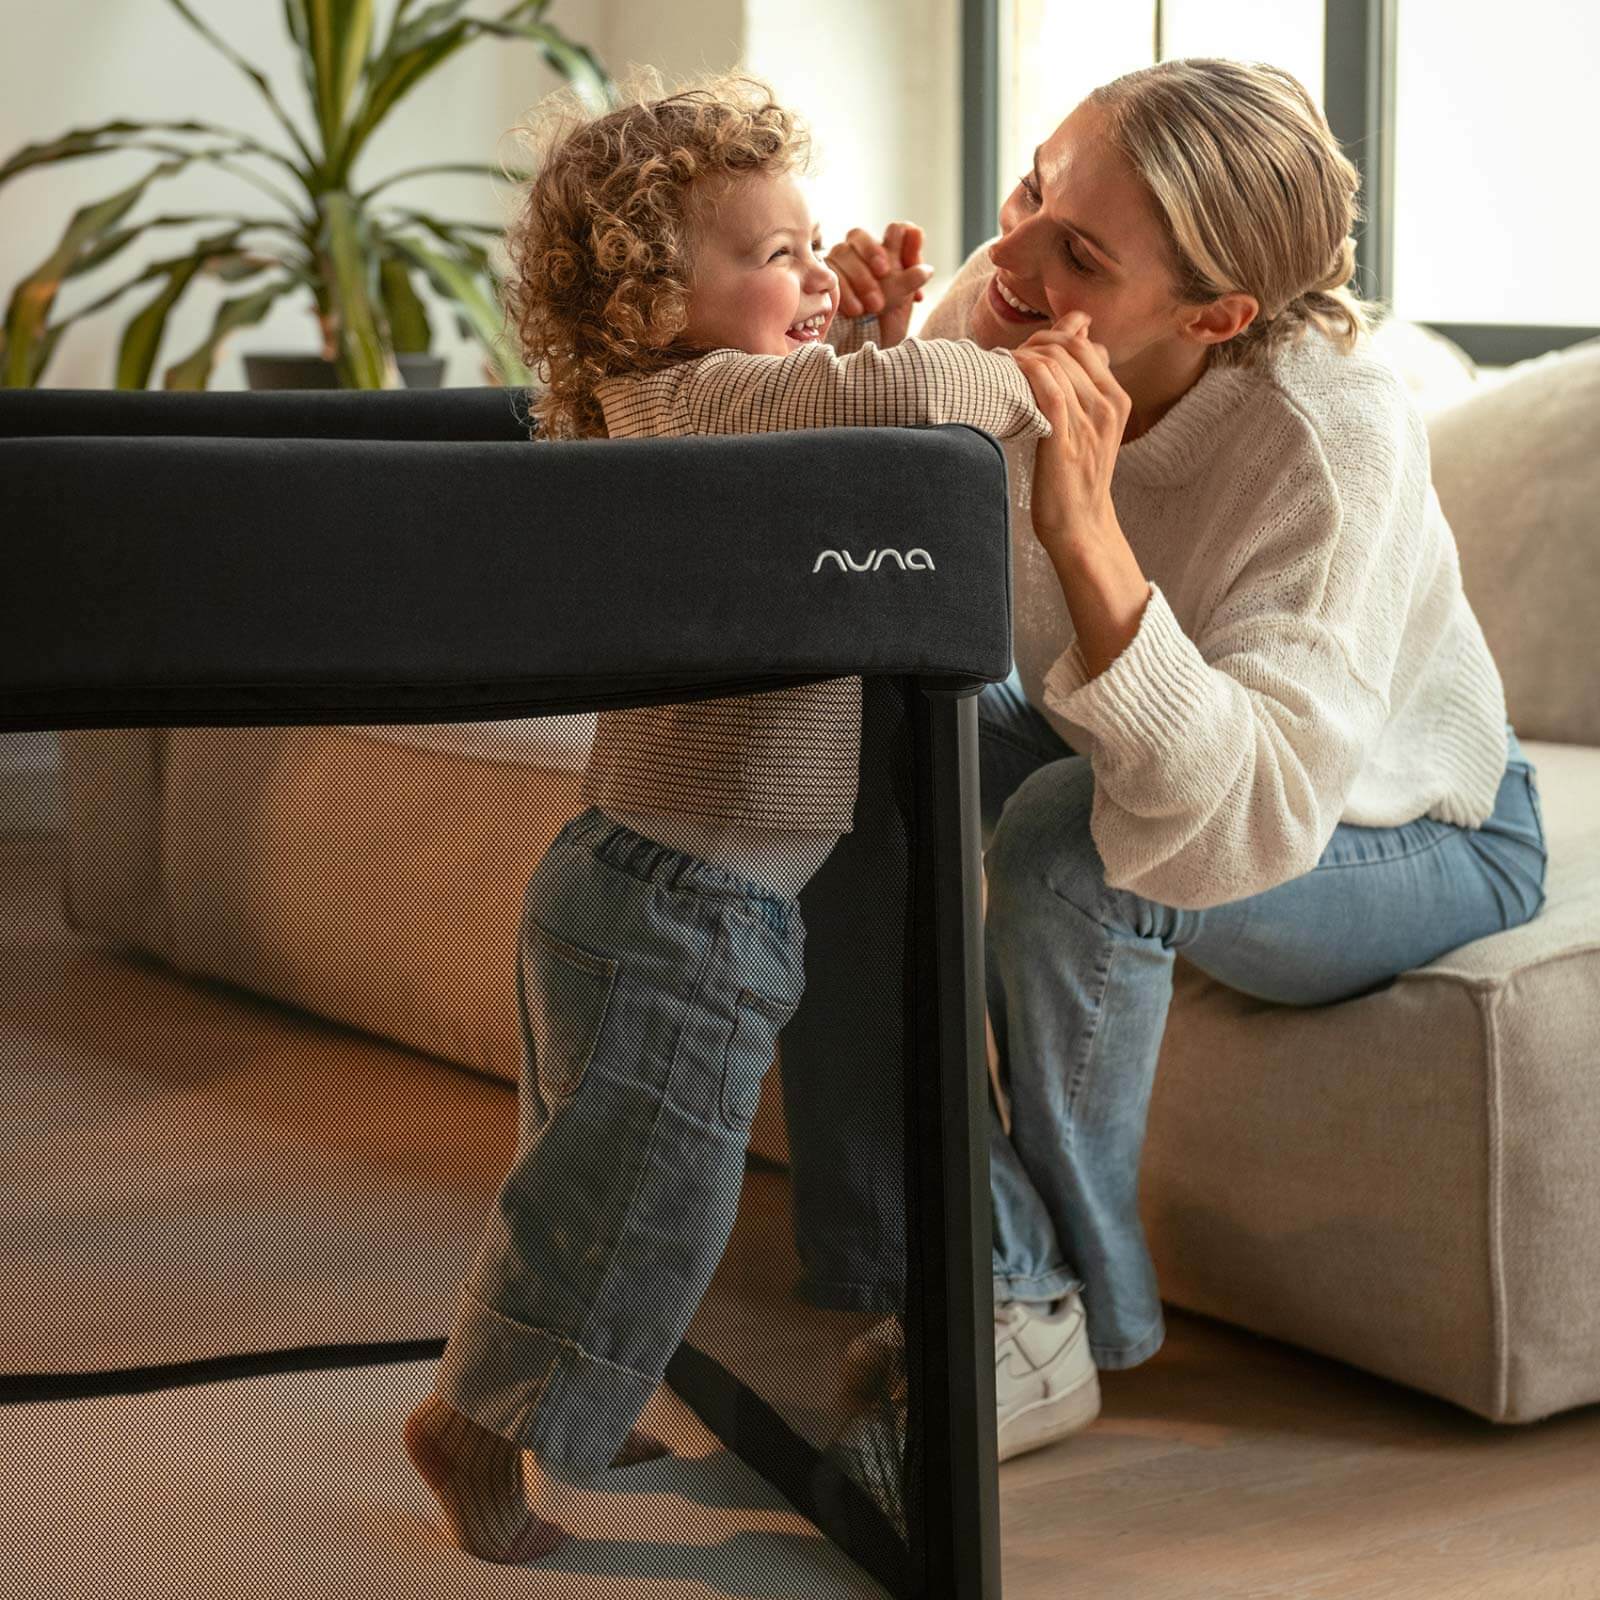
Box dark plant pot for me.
[243,351,448,390]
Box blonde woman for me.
[814,57,1547,1463]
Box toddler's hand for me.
[826,222,935,347]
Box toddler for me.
[404,72,1065,1561]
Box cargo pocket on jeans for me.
[719,987,795,1131]
[522,922,619,1100]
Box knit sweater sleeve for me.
[620,337,1051,441]
[825,312,880,354]
[1041,397,1434,910]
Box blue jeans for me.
[434,807,806,1475]
[979,671,1548,1368]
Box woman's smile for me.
[988,273,1051,324]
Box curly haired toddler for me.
[404,71,1065,1562]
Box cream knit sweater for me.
[922,241,1509,910]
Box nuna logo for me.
[812,547,936,573]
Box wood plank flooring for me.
[6,822,1599,1598]
[1002,1306,1600,1598]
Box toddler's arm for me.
[627,337,1053,443]
[825,313,878,356]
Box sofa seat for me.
[57,720,794,1167]
[1142,738,1600,1423]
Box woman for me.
[817,57,1547,1463]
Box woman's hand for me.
[825,222,935,347]
[1011,313,1151,679]
[1010,313,1132,551]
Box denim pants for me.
[978,671,1549,1369]
[434,806,806,1475]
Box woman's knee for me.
[984,756,1104,911]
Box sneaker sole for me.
[997,1361,1101,1463]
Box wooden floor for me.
[7,814,1600,1598]
[1001,1309,1600,1599]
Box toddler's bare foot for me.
[403,1396,675,1560]
[403,1394,568,1563]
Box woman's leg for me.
[974,674,1091,1312]
[780,676,913,1314]
[984,727,1547,1370]
[780,670,1068,1316]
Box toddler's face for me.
[679,170,837,357]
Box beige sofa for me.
[1142,329,1600,1425]
[57,328,1600,1426]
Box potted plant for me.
[0,0,613,390]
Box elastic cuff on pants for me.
[434,1297,658,1478]
[992,1267,1082,1305]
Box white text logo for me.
[811,548,936,573]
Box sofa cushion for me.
[1427,335,1600,747]
[1141,739,1600,1423]
[1367,317,1479,415]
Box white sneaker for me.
[995,1292,1100,1462]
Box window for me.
[968,0,1597,360]
[1160,0,1323,103]
[1390,0,1598,346]
[987,0,1324,257]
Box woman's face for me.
[971,99,1199,370]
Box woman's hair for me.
[1087,58,1385,366]
[499,69,811,439]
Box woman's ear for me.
[1182,291,1258,347]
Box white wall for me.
[743,0,960,293]
[1,0,959,393]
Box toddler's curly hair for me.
[501,70,812,440]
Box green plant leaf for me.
[382,207,494,275]
[161,276,303,389]
[339,21,475,175]
[471,19,610,113]
[381,0,478,61]
[377,253,432,353]
[113,226,248,389]
[341,0,607,179]
[13,240,317,385]
[1,117,312,192]
[282,0,311,55]
[56,212,219,285]
[386,232,531,386]
[159,0,322,174]
[49,235,298,341]
[357,160,529,203]
[282,0,320,125]
[2,157,192,387]
[319,191,398,387]
[306,0,375,167]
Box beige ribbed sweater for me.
[922,240,1509,909]
[583,320,1049,892]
